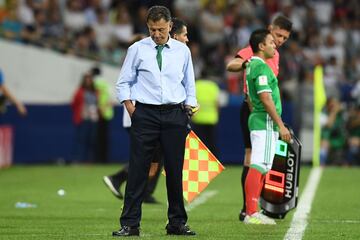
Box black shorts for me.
[240,100,252,149]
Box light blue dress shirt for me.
[116,37,197,106]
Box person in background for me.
[346,104,360,165]
[169,17,188,44]
[71,72,98,162]
[91,66,114,163]
[191,69,220,156]
[112,6,197,237]
[243,29,291,224]
[320,97,346,166]
[103,17,190,204]
[0,68,27,116]
[226,15,292,221]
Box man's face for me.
[147,18,171,45]
[270,25,290,48]
[262,34,276,59]
[173,26,189,44]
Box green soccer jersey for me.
[245,56,282,131]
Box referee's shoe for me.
[239,210,246,221]
[103,176,123,199]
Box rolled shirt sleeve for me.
[182,47,197,107]
[116,44,138,103]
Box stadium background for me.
[0,0,359,165]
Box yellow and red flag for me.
[182,131,225,203]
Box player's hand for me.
[279,126,292,143]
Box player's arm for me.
[0,85,27,116]
[226,57,245,72]
[259,92,291,142]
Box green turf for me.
[0,165,358,239]
[303,167,360,240]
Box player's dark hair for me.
[170,18,186,37]
[272,15,292,32]
[147,5,171,23]
[249,29,271,53]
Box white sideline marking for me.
[313,219,360,224]
[284,167,323,240]
[185,190,218,212]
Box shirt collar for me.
[149,36,172,49]
[250,56,265,63]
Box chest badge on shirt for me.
[259,75,268,86]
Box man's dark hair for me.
[147,5,171,23]
[249,29,271,53]
[91,66,101,76]
[170,18,186,37]
[272,15,293,32]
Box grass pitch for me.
[0,165,359,239]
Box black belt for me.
[136,102,182,110]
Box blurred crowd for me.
[0,0,359,166]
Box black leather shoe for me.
[166,224,196,236]
[112,226,140,237]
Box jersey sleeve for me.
[236,46,253,60]
[237,46,253,94]
[254,65,272,94]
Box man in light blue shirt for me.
[113,6,197,237]
[103,18,192,205]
